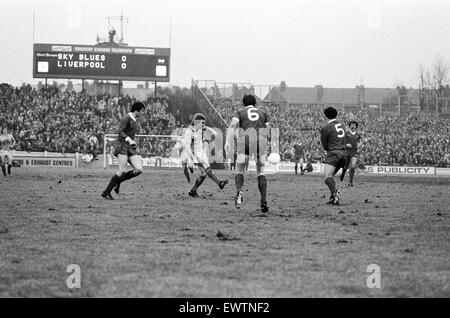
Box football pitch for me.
[0,167,449,297]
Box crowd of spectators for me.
[0,83,178,159]
[211,98,450,167]
[1,84,449,167]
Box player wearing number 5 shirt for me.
[320,107,348,205]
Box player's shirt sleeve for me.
[118,116,131,140]
[320,126,329,151]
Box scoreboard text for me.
[33,43,170,81]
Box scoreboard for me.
[33,43,170,81]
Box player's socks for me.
[325,177,336,195]
[294,164,298,174]
[235,173,244,191]
[191,175,206,193]
[104,174,121,195]
[340,168,347,182]
[121,170,141,182]
[257,175,267,205]
[114,170,140,194]
[7,165,11,175]
[205,168,221,187]
[114,183,121,195]
[1,166,6,177]
[183,167,191,183]
[349,167,355,185]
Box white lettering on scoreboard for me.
[365,166,435,175]
[56,53,106,69]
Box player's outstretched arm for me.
[204,126,218,137]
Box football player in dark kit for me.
[101,102,145,200]
[320,107,348,205]
[291,141,306,175]
[344,121,361,186]
[225,94,270,213]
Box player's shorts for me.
[236,141,267,162]
[180,151,193,165]
[113,140,138,157]
[294,155,304,163]
[324,150,349,169]
[193,150,210,168]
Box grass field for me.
[0,166,449,297]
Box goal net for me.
[103,134,184,169]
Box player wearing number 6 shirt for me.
[225,94,270,213]
[320,107,348,205]
[181,113,228,197]
[101,102,145,200]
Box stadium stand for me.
[210,97,450,167]
[0,83,178,159]
[1,83,449,167]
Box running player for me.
[225,94,270,213]
[344,121,361,186]
[101,102,145,200]
[181,113,228,197]
[291,141,306,175]
[0,128,16,177]
[320,107,348,205]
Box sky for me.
[0,0,449,88]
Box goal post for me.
[103,134,183,169]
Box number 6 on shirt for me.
[247,107,260,121]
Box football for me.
[268,152,281,164]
